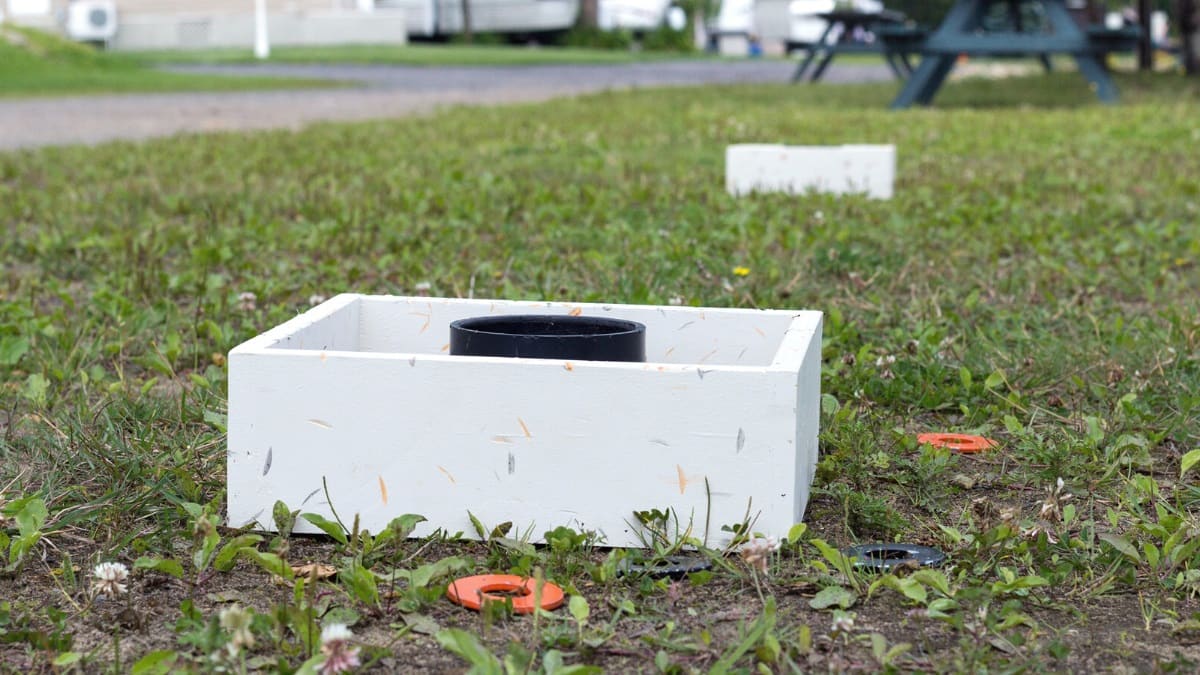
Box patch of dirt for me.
[3,531,1200,673]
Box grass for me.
[0,25,331,98]
[131,42,707,67]
[2,71,1200,672]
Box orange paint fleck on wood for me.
[441,343,450,352]
[568,307,583,316]
[410,311,432,334]
[319,351,327,362]
[518,418,532,438]
[754,327,766,337]
[563,361,574,371]
[676,465,689,494]
[378,476,389,505]
[437,466,456,484]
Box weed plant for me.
[1,72,1199,671]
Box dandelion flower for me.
[92,562,129,597]
[319,623,360,674]
[732,266,751,277]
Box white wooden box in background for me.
[726,143,896,199]
[228,295,822,547]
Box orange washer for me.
[917,432,997,454]
[446,574,565,614]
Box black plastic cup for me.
[449,315,646,362]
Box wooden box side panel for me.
[726,144,896,200]
[790,314,822,523]
[353,296,801,367]
[228,353,805,547]
[246,294,363,353]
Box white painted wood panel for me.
[726,144,896,200]
[228,295,821,547]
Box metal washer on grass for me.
[841,544,946,571]
[617,555,712,580]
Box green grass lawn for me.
[2,72,1200,672]
[131,42,706,67]
[0,24,332,97]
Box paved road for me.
[0,60,893,151]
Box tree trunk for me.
[1137,0,1153,70]
[580,0,598,28]
[1182,0,1198,74]
[460,0,473,43]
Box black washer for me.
[618,555,712,580]
[841,544,946,571]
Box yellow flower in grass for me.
[732,266,750,277]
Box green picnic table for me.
[791,9,914,82]
[887,0,1141,109]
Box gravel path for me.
[0,60,893,151]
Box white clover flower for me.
[739,536,779,575]
[92,562,129,597]
[414,281,432,297]
[321,624,353,643]
[220,605,255,656]
[668,296,684,306]
[831,611,855,636]
[236,292,257,311]
[319,623,360,674]
[308,294,327,307]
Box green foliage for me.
[2,67,1200,672]
[886,0,957,26]
[0,24,324,97]
[130,41,692,67]
[710,597,777,674]
[1,496,48,572]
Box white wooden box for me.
[726,143,896,199]
[228,295,822,547]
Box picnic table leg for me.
[1039,54,1053,72]
[792,22,837,82]
[890,54,954,108]
[810,42,841,81]
[1038,0,1119,103]
[883,51,906,79]
[1074,54,1119,103]
[915,55,956,105]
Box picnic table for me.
[791,9,914,82]
[887,0,1141,109]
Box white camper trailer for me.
[709,0,827,55]
[710,0,887,55]
[597,0,671,30]
[377,0,580,38]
